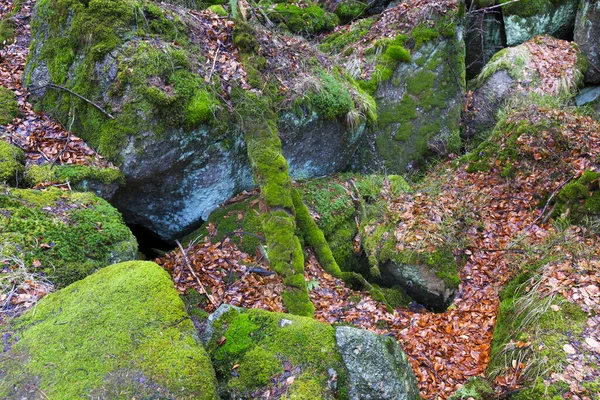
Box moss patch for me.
[0,87,18,125]
[0,261,218,399]
[0,141,24,185]
[0,187,137,287]
[24,164,124,187]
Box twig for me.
[205,48,220,84]
[28,84,115,119]
[468,0,521,13]
[175,240,217,308]
[531,175,574,226]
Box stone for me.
[0,261,218,399]
[464,37,585,139]
[335,325,420,400]
[575,0,600,84]
[502,0,579,46]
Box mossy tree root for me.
[234,90,313,317]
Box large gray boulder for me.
[336,326,420,400]
[575,0,600,84]
[501,0,579,46]
[24,0,370,241]
[202,305,420,400]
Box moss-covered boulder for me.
[24,0,372,240]
[464,36,585,139]
[500,0,579,46]
[0,261,218,399]
[0,141,24,185]
[0,187,137,287]
[202,305,419,399]
[323,2,466,173]
[575,0,600,84]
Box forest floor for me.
[1,0,599,399]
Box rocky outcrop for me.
[350,3,466,173]
[575,0,600,84]
[501,0,579,46]
[0,186,137,287]
[464,36,585,139]
[0,261,219,399]
[24,0,372,240]
[202,305,420,400]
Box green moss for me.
[406,70,436,95]
[0,187,137,287]
[0,87,18,125]
[385,45,411,63]
[24,164,124,187]
[499,0,559,17]
[379,285,411,308]
[208,307,347,398]
[307,71,353,120]
[410,24,439,48]
[270,4,338,35]
[233,89,312,317]
[449,377,494,400]
[335,1,367,24]
[208,4,227,16]
[0,261,218,399]
[318,17,374,54]
[0,0,22,49]
[0,141,24,185]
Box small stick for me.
[205,48,220,84]
[28,84,115,119]
[175,240,217,308]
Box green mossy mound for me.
[0,86,18,125]
[0,141,24,185]
[204,305,348,398]
[0,187,137,287]
[489,274,589,399]
[554,170,600,221]
[0,261,218,399]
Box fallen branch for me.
[28,84,115,119]
[175,240,217,308]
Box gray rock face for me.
[355,29,466,174]
[380,260,456,310]
[575,0,600,84]
[463,69,515,138]
[503,0,579,46]
[335,325,420,400]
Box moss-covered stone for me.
[0,86,18,125]
[0,261,218,399]
[24,163,124,190]
[0,187,137,287]
[0,0,22,49]
[204,306,347,398]
[0,141,24,185]
[268,3,338,35]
